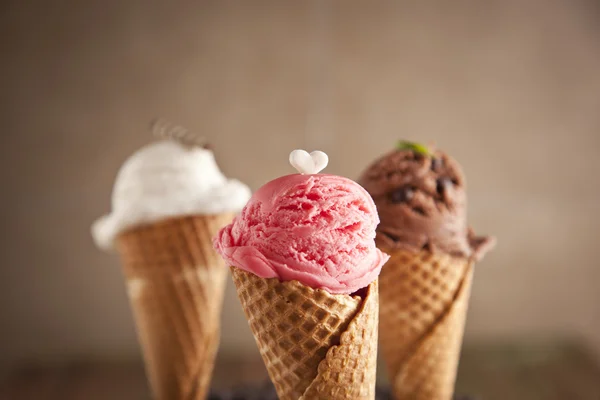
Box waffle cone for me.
[378,248,473,400]
[116,214,235,400]
[230,267,379,400]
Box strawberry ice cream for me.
[213,172,389,294]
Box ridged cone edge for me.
[300,280,379,400]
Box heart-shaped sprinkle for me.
[289,149,329,174]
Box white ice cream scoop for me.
[92,140,251,251]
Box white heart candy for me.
[289,149,329,174]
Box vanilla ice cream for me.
[92,140,251,251]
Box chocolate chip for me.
[413,206,426,216]
[436,177,452,196]
[431,157,443,171]
[390,186,414,203]
[380,231,400,242]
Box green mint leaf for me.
[396,140,431,156]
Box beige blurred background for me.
[1,0,599,375]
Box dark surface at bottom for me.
[208,381,476,400]
[1,341,599,400]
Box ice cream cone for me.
[358,141,495,400]
[378,247,473,400]
[116,213,234,400]
[214,150,388,399]
[230,267,379,400]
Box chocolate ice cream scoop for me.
[359,141,495,261]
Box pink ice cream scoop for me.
[213,162,389,294]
